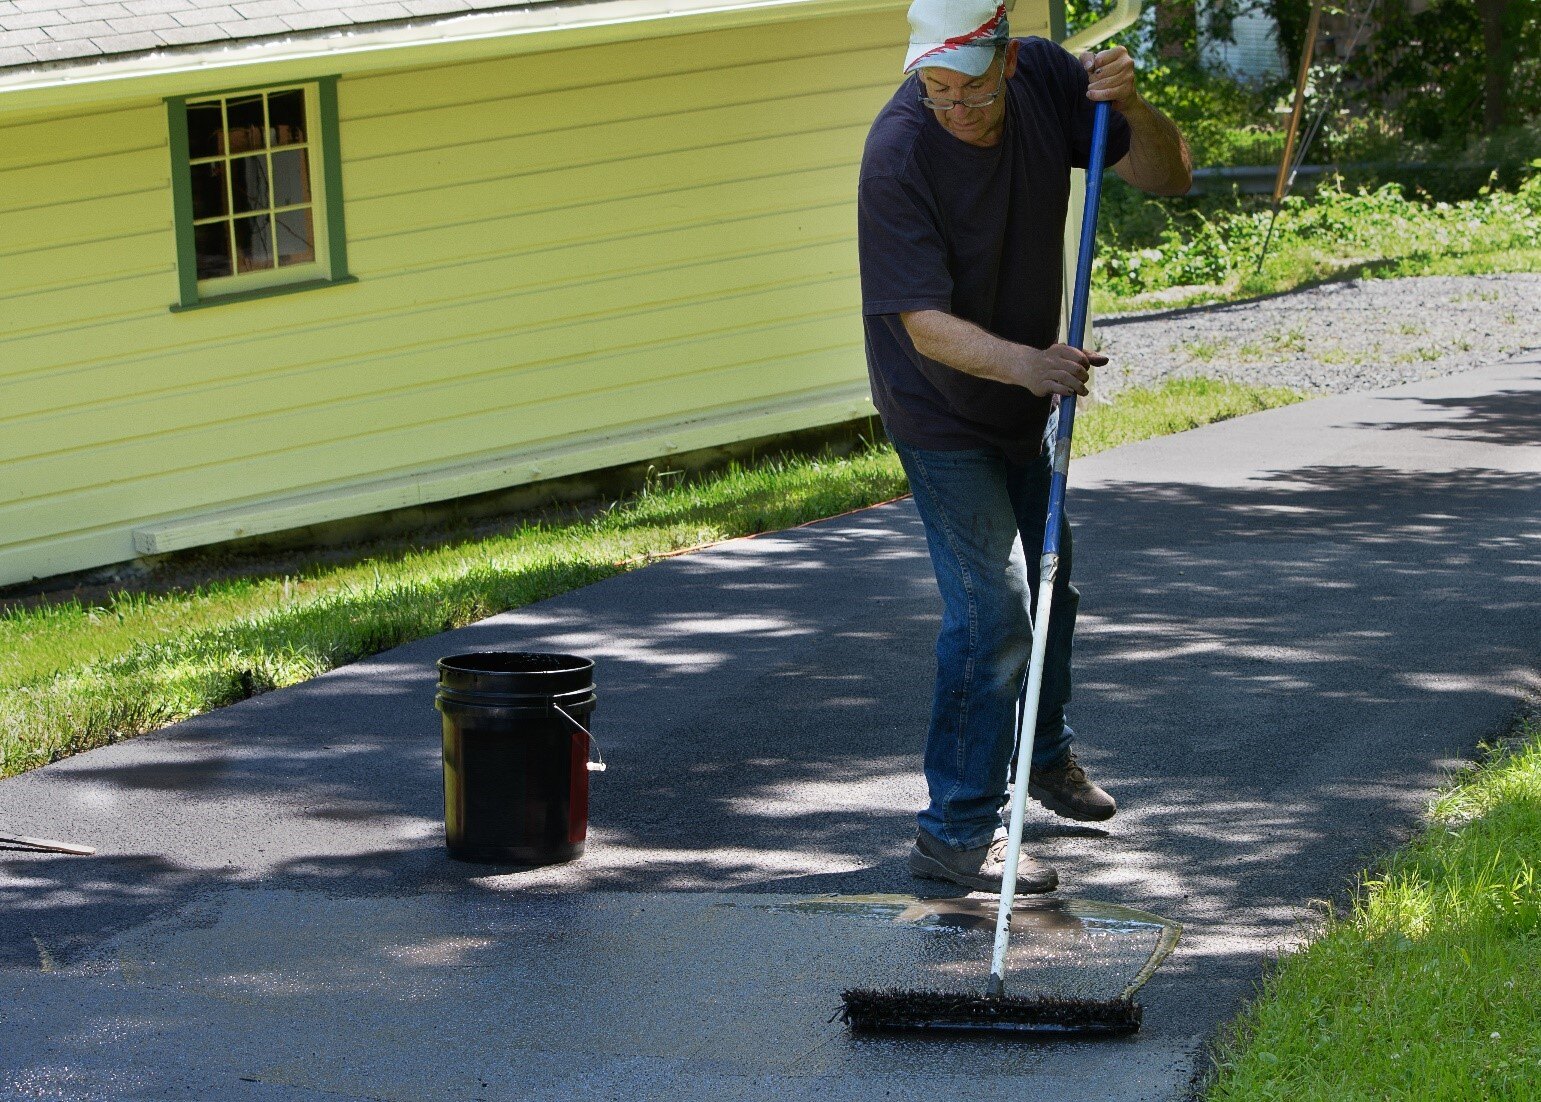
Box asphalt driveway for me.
[2,351,1537,1101]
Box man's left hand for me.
[1080,45,1137,113]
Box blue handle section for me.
[1041,99,1110,560]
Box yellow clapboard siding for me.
[347,80,891,202]
[5,125,864,375]
[4,226,857,415]
[349,124,868,234]
[158,340,860,534]
[134,381,877,553]
[9,116,869,377]
[0,330,864,541]
[343,51,895,164]
[0,154,856,355]
[345,120,869,228]
[0,102,163,168]
[4,255,859,467]
[354,162,857,271]
[342,13,904,120]
[0,147,166,215]
[0,231,856,446]
[1,529,140,590]
[349,144,863,267]
[0,232,168,301]
[343,40,898,144]
[5,309,859,510]
[1,270,174,340]
[0,188,169,258]
[0,4,961,585]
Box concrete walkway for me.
[2,353,1538,1101]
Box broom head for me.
[839,987,1142,1037]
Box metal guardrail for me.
[1186,161,1506,195]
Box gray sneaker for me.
[908,828,1058,894]
[1029,752,1117,822]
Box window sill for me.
[170,274,358,312]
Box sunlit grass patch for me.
[1208,715,1541,1102]
[1076,378,1302,456]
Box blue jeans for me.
[894,440,1078,850]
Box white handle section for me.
[554,704,607,773]
[987,554,1059,996]
[0,833,95,856]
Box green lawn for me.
[1207,713,1541,1102]
[1093,172,1541,315]
[0,377,1301,780]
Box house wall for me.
[1201,3,1287,84]
[0,1,1055,588]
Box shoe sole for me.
[1028,782,1116,823]
[908,848,1058,894]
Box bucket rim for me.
[436,651,594,676]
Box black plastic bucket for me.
[435,652,596,865]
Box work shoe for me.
[908,828,1058,894]
[1029,752,1117,822]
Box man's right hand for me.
[1013,344,1106,398]
[900,310,1107,397]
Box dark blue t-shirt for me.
[858,37,1131,459]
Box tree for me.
[1264,0,1314,78]
[1267,0,1541,140]
[1477,0,1516,132]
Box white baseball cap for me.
[903,0,1010,76]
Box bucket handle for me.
[553,704,607,773]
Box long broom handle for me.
[988,99,1111,998]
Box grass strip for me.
[1,378,1302,779]
[1207,713,1541,1102]
[1093,172,1541,315]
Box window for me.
[167,77,353,310]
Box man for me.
[859,0,1191,893]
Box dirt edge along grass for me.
[1205,708,1541,1102]
[0,378,1304,779]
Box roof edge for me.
[0,0,902,117]
[1061,0,1140,53]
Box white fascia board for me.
[1061,0,1140,52]
[0,0,901,116]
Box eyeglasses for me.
[917,56,1006,111]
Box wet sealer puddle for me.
[1,888,1183,1099]
[744,893,1180,1004]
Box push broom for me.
[840,100,1140,1037]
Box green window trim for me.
[167,275,360,313]
[166,75,351,311]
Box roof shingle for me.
[0,0,536,74]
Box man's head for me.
[904,0,1017,147]
[903,0,1009,76]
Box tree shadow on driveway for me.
[1347,387,1541,447]
[1,413,1537,1074]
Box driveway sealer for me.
[2,352,1537,1100]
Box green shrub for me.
[1095,167,1541,305]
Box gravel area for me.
[1091,273,1541,399]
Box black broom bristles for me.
[838,987,1142,1037]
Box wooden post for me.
[1273,0,1323,205]
[0,833,94,855]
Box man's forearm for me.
[899,310,1097,398]
[1113,96,1192,197]
[901,309,1023,384]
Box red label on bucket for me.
[568,729,589,845]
